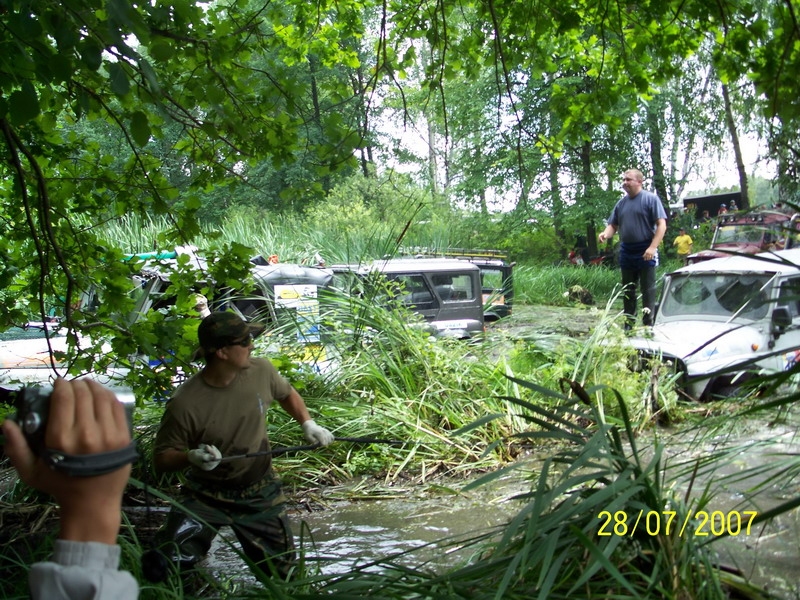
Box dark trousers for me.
[154,479,296,580]
[621,265,656,327]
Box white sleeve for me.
[30,540,139,600]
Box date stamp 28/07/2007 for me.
[597,510,759,538]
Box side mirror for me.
[772,306,792,334]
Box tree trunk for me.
[550,158,565,250]
[721,82,749,209]
[580,139,599,256]
[647,97,669,205]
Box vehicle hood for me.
[0,335,69,369]
[691,244,761,260]
[628,319,766,366]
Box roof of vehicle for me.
[673,247,800,276]
[251,263,334,287]
[716,209,798,226]
[397,247,511,264]
[130,245,209,281]
[337,258,481,275]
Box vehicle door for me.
[389,273,439,323]
[773,276,800,371]
[425,270,484,334]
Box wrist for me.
[58,497,123,544]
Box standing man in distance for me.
[598,169,667,329]
[149,311,334,581]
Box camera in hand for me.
[1,384,135,456]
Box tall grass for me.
[513,264,621,306]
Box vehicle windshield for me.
[0,322,62,341]
[714,224,773,245]
[660,273,772,320]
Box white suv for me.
[629,248,800,400]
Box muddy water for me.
[199,473,530,585]
[199,418,800,598]
[661,417,800,600]
[293,475,529,575]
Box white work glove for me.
[187,443,222,471]
[302,420,334,447]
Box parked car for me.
[628,247,800,400]
[0,320,131,417]
[127,248,334,370]
[331,258,485,339]
[398,248,514,320]
[687,209,800,264]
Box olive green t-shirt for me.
[154,357,293,488]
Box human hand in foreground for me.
[302,420,334,446]
[187,443,222,470]
[1,378,132,544]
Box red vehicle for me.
[687,209,800,264]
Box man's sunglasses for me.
[230,333,255,347]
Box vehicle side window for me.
[393,275,435,308]
[779,279,800,318]
[480,268,504,291]
[231,294,271,321]
[431,273,475,302]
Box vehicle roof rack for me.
[398,247,509,261]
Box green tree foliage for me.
[0,0,366,393]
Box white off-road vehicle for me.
[629,247,800,400]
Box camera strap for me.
[42,442,140,477]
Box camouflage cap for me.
[197,312,265,355]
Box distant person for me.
[268,254,280,265]
[673,228,693,265]
[147,312,334,581]
[701,210,711,222]
[718,203,728,215]
[2,379,139,600]
[598,168,667,329]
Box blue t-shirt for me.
[608,190,667,244]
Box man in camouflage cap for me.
[147,311,334,581]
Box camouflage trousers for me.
[154,477,296,580]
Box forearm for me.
[650,219,667,250]
[277,388,312,425]
[154,447,191,473]
[599,224,617,242]
[59,499,122,544]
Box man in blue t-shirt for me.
[598,169,667,329]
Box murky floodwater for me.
[196,416,800,599]
[200,473,531,585]
[659,417,800,600]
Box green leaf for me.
[8,83,40,125]
[130,111,151,147]
[79,38,103,71]
[148,39,173,62]
[108,62,130,97]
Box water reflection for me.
[199,476,528,582]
